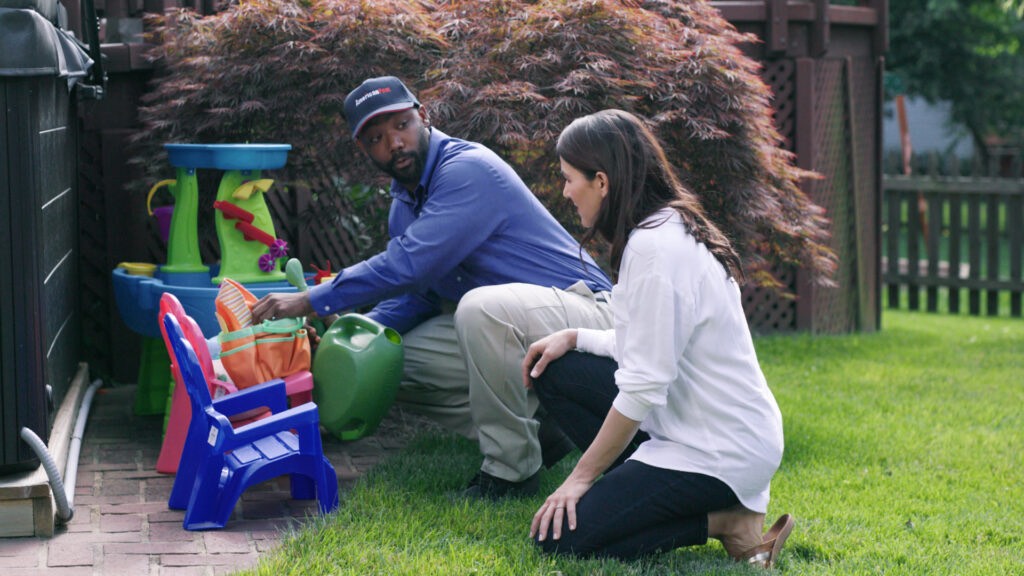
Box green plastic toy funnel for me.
[312,314,403,441]
[160,170,208,274]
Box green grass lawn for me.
[241,311,1024,575]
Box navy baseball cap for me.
[344,76,421,139]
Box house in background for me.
[882,95,1023,176]
[881,95,974,163]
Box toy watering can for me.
[312,314,403,441]
[147,179,176,245]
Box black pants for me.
[532,351,739,560]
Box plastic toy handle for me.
[146,179,177,216]
[234,221,275,246]
[347,314,383,336]
[285,258,326,335]
[285,258,308,292]
[231,179,276,200]
[213,200,255,223]
[332,314,402,350]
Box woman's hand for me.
[529,408,642,543]
[522,329,578,389]
[530,474,594,542]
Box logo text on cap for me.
[355,86,393,107]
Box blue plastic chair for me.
[162,313,339,530]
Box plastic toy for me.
[310,260,334,285]
[312,314,404,440]
[146,178,176,245]
[118,262,156,276]
[163,313,338,530]
[114,143,297,334]
[155,292,314,474]
[156,293,269,474]
[284,257,326,336]
[113,144,299,418]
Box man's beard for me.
[373,128,430,186]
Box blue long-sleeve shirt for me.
[307,128,612,333]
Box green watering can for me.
[312,314,403,441]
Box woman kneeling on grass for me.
[523,109,793,567]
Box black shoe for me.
[462,470,539,500]
[539,416,576,469]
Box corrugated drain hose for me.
[19,378,104,524]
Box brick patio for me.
[0,384,430,575]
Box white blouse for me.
[575,208,784,512]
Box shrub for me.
[133,0,837,290]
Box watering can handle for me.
[343,314,402,344]
[346,314,384,336]
[146,179,177,216]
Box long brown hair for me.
[556,109,743,282]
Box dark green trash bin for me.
[0,1,94,474]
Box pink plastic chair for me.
[155,293,314,474]
[162,313,338,530]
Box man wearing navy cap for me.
[253,76,613,499]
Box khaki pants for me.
[395,281,613,482]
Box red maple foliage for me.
[132,0,837,291]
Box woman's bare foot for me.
[707,505,765,559]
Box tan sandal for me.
[739,514,794,568]
[763,513,794,544]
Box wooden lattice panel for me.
[764,59,796,153]
[278,164,391,275]
[741,58,798,333]
[742,267,797,335]
[808,58,857,333]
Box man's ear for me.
[418,106,430,127]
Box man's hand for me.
[251,292,314,323]
[303,312,339,350]
[521,329,577,389]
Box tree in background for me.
[134,0,836,292]
[887,0,1024,157]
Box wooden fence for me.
[882,154,1024,317]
